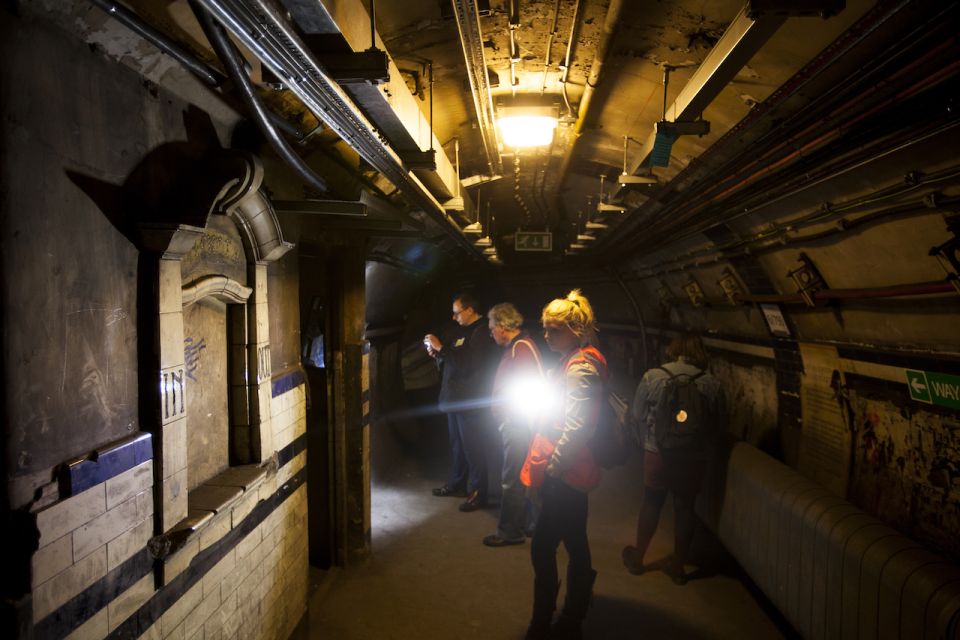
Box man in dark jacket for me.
[425,292,498,512]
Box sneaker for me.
[483,534,525,547]
[665,561,688,586]
[621,546,645,575]
[432,485,467,497]
[458,490,487,512]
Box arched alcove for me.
[142,153,292,534]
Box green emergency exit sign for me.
[906,369,960,410]
[515,231,552,252]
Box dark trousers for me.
[445,410,489,499]
[531,476,593,619]
[635,450,705,567]
[497,420,531,540]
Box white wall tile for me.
[106,460,154,510]
[160,580,202,636]
[107,517,153,571]
[36,484,106,548]
[33,546,107,622]
[32,533,72,588]
[64,605,108,640]
[184,585,221,639]
[73,493,148,561]
[108,573,155,632]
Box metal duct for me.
[89,0,304,141]
[451,0,503,176]
[194,0,481,257]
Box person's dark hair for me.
[665,334,708,369]
[453,291,480,313]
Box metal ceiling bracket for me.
[787,252,829,307]
[309,50,390,84]
[617,6,787,189]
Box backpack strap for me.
[512,337,544,377]
[657,366,703,381]
[656,366,675,379]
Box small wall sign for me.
[906,369,960,410]
[760,303,791,337]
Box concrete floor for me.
[302,422,791,640]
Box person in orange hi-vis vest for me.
[523,289,606,640]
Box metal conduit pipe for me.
[452,0,502,175]
[540,0,562,96]
[554,0,624,204]
[196,0,480,256]
[192,2,328,193]
[90,0,305,141]
[91,0,221,85]
[559,0,584,116]
[738,280,956,304]
[601,0,936,259]
[611,266,648,373]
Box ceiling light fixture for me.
[498,114,558,148]
[496,99,560,149]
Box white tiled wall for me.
[32,384,309,640]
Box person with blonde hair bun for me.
[523,289,606,640]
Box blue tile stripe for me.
[36,433,308,640]
[58,432,153,498]
[271,368,306,398]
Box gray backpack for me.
[653,367,708,450]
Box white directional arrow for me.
[911,377,927,394]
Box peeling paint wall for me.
[710,358,779,450]
[848,393,960,559]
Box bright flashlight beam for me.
[504,374,556,419]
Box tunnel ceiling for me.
[54,0,959,272]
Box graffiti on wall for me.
[184,336,207,381]
[710,358,779,449]
[162,368,185,420]
[848,394,960,560]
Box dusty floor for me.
[299,421,791,640]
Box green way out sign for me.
[906,369,960,410]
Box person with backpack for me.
[622,334,725,585]
[523,290,605,640]
[483,302,544,547]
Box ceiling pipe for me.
[451,0,503,176]
[553,0,625,207]
[89,0,304,141]
[194,0,482,257]
[559,0,584,117]
[540,0,562,96]
[190,0,329,193]
[192,1,328,194]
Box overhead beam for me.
[617,7,786,193]
[197,0,481,257]
[280,0,470,211]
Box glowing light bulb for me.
[498,115,558,148]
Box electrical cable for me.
[192,0,329,193]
